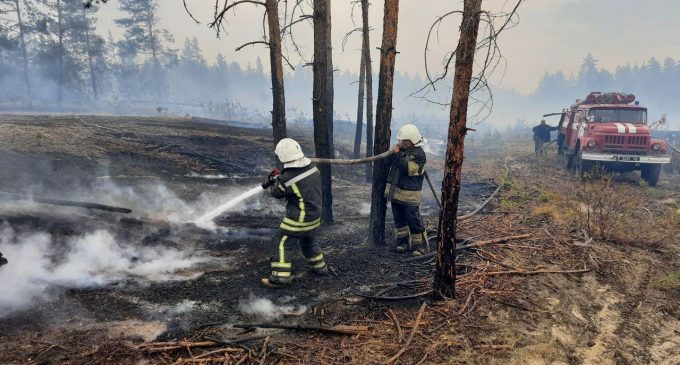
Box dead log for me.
[232,323,368,336]
[0,191,132,213]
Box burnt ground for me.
[0,114,679,364]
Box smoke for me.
[358,202,371,216]
[239,294,307,320]
[0,225,210,318]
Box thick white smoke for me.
[239,294,307,320]
[0,225,210,318]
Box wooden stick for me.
[387,310,403,342]
[231,323,368,336]
[481,268,590,276]
[456,234,531,250]
[402,234,531,263]
[385,302,427,364]
[357,290,433,301]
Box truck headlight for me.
[587,140,596,148]
[652,143,661,151]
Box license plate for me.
[612,155,640,162]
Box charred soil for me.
[0,115,679,364]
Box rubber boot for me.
[312,266,329,276]
[410,233,427,256]
[395,236,411,253]
[260,276,291,289]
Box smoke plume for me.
[0,225,210,318]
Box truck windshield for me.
[588,109,647,124]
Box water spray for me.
[190,150,409,229]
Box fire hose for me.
[308,150,443,209]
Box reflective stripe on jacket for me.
[385,146,426,206]
[270,163,322,233]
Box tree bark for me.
[433,0,483,299]
[369,0,399,245]
[82,9,99,99]
[313,0,334,225]
[265,0,287,145]
[14,0,31,103]
[56,0,64,107]
[362,0,374,181]
[145,2,161,100]
[352,43,366,159]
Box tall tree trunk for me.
[146,4,161,100]
[265,0,287,145]
[369,0,399,245]
[353,46,366,159]
[82,10,99,99]
[433,0,483,299]
[362,0,374,181]
[313,0,334,225]
[56,0,64,107]
[14,0,31,103]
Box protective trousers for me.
[391,201,426,249]
[269,229,326,284]
[534,137,545,155]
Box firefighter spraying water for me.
[185,125,435,288]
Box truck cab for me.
[561,92,670,186]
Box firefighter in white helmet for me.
[260,138,328,288]
[385,124,429,255]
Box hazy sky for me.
[98,0,680,94]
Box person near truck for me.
[260,138,328,288]
[385,124,429,256]
[532,119,558,155]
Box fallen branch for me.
[231,323,368,336]
[456,234,531,250]
[401,234,531,263]
[140,341,223,353]
[386,310,403,342]
[0,191,132,213]
[385,302,427,364]
[356,290,433,301]
[481,268,590,276]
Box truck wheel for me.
[641,164,661,186]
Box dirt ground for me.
[0,114,679,364]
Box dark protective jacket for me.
[270,163,322,234]
[384,146,427,206]
[533,123,558,142]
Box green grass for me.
[653,271,680,291]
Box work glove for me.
[261,168,281,189]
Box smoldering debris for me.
[239,294,307,320]
[0,226,211,318]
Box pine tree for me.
[115,0,175,100]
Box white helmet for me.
[274,138,305,163]
[396,124,426,147]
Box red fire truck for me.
[557,92,670,186]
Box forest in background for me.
[1,0,679,135]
